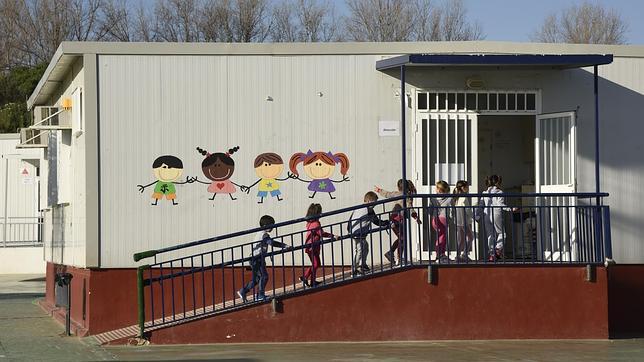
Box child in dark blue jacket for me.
[237,215,289,302]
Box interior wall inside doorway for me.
[477,115,535,194]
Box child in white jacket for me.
[453,180,473,262]
[480,175,516,261]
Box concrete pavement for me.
[1,274,644,361]
[0,274,113,361]
[105,339,644,362]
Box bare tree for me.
[2,0,70,65]
[153,0,201,42]
[199,0,271,42]
[413,0,441,42]
[98,0,134,41]
[270,1,298,42]
[234,0,271,42]
[295,0,337,42]
[133,2,157,42]
[532,1,628,44]
[344,0,416,41]
[199,0,235,42]
[270,0,338,42]
[434,0,482,41]
[0,0,105,66]
[344,0,483,42]
[69,0,103,41]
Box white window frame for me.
[416,89,541,115]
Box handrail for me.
[133,192,609,262]
[144,229,373,285]
[135,194,612,338]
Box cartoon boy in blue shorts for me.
[243,153,290,204]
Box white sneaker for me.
[237,289,247,302]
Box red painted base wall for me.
[41,263,136,336]
[41,262,341,335]
[41,262,644,341]
[608,265,644,338]
[149,266,609,343]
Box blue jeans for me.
[241,257,268,298]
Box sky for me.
[332,0,644,44]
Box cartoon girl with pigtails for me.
[193,146,246,201]
[288,150,350,199]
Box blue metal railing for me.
[134,192,611,337]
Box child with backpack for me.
[349,192,390,276]
[237,215,290,302]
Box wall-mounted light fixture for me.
[317,92,324,97]
[265,96,273,101]
[466,76,485,90]
[61,98,72,110]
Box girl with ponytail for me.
[288,150,350,199]
[193,146,245,201]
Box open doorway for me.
[477,115,535,205]
[476,115,536,260]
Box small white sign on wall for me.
[379,121,400,137]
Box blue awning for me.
[375,54,613,71]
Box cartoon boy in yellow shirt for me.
[243,153,290,204]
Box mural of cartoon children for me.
[137,155,192,206]
[288,150,350,199]
[193,146,244,201]
[244,153,290,204]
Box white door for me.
[535,111,577,261]
[413,112,478,261]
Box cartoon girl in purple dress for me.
[288,150,350,199]
[193,146,245,201]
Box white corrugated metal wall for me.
[0,135,40,223]
[41,58,87,267]
[95,52,643,267]
[98,54,403,267]
[538,58,644,263]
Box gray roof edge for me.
[28,40,644,107]
[58,40,644,56]
[27,43,65,109]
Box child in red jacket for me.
[300,203,337,287]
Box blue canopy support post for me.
[400,65,412,265]
[594,65,611,262]
[594,65,600,196]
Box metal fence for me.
[133,192,611,337]
[1,216,44,247]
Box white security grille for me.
[417,91,538,114]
